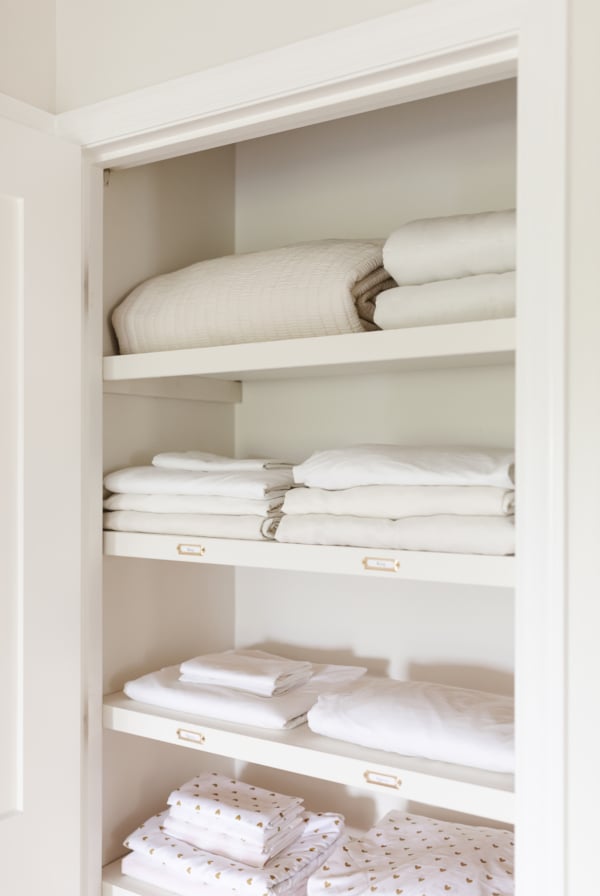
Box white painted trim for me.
[0,92,55,135]
[56,0,519,168]
[103,376,242,403]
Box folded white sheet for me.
[123,808,344,896]
[373,270,515,329]
[112,239,394,354]
[282,484,515,518]
[104,465,294,498]
[103,492,286,515]
[383,209,516,285]
[153,451,292,472]
[103,510,281,541]
[307,676,514,772]
[123,661,367,729]
[162,813,305,867]
[293,445,515,489]
[307,810,514,896]
[275,513,515,555]
[179,649,313,697]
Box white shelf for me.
[103,531,515,588]
[104,692,514,823]
[103,319,516,384]
[103,860,170,896]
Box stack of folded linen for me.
[308,809,513,896]
[112,239,396,354]
[307,677,514,773]
[122,772,345,896]
[372,209,516,329]
[123,648,367,729]
[103,451,295,540]
[275,445,515,555]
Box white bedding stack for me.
[375,209,516,329]
[276,445,516,555]
[103,451,294,540]
[121,772,345,896]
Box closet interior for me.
[100,76,517,893]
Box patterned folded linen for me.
[103,510,281,541]
[275,514,515,555]
[282,484,515,518]
[104,465,294,498]
[179,649,313,697]
[112,239,396,354]
[123,661,367,729]
[307,677,514,772]
[124,808,344,896]
[153,451,292,472]
[308,810,514,896]
[383,209,515,285]
[293,445,515,489]
[373,270,515,329]
[103,492,286,515]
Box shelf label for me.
[176,728,206,745]
[362,556,400,572]
[363,770,402,789]
[177,543,206,557]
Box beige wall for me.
[0,0,55,111]
[54,0,421,112]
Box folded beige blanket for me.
[113,239,395,354]
[103,510,281,540]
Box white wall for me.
[54,0,423,112]
[0,0,56,111]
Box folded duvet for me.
[153,450,292,472]
[383,209,515,285]
[104,465,294,498]
[282,484,515,518]
[103,492,286,515]
[112,239,395,354]
[123,661,366,729]
[373,270,515,330]
[275,514,515,555]
[307,677,514,772]
[293,445,515,489]
[179,649,313,696]
[103,510,281,541]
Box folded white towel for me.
[103,492,286,516]
[307,810,514,896]
[123,808,344,896]
[275,513,515,555]
[104,465,294,498]
[153,451,292,472]
[123,661,367,729]
[383,209,515,285]
[179,649,313,697]
[282,484,515,518]
[373,270,515,329]
[103,510,281,541]
[307,677,514,772]
[293,445,515,489]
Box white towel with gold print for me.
[123,808,344,896]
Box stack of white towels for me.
[275,445,516,555]
[374,209,516,329]
[123,648,367,730]
[103,451,294,541]
[121,771,345,896]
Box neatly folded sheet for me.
[153,451,292,472]
[179,649,313,697]
[103,510,281,540]
[293,445,515,489]
[383,209,515,285]
[275,513,515,554]
[124,808,344,896]
[123,661,367,729]
[104,465,294,498]
[373,270,515,329]
[307,810,514,896]
[282,484,515,518]
[112,239,395,354]
[307,677,514,772]
[103,492,286,515]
